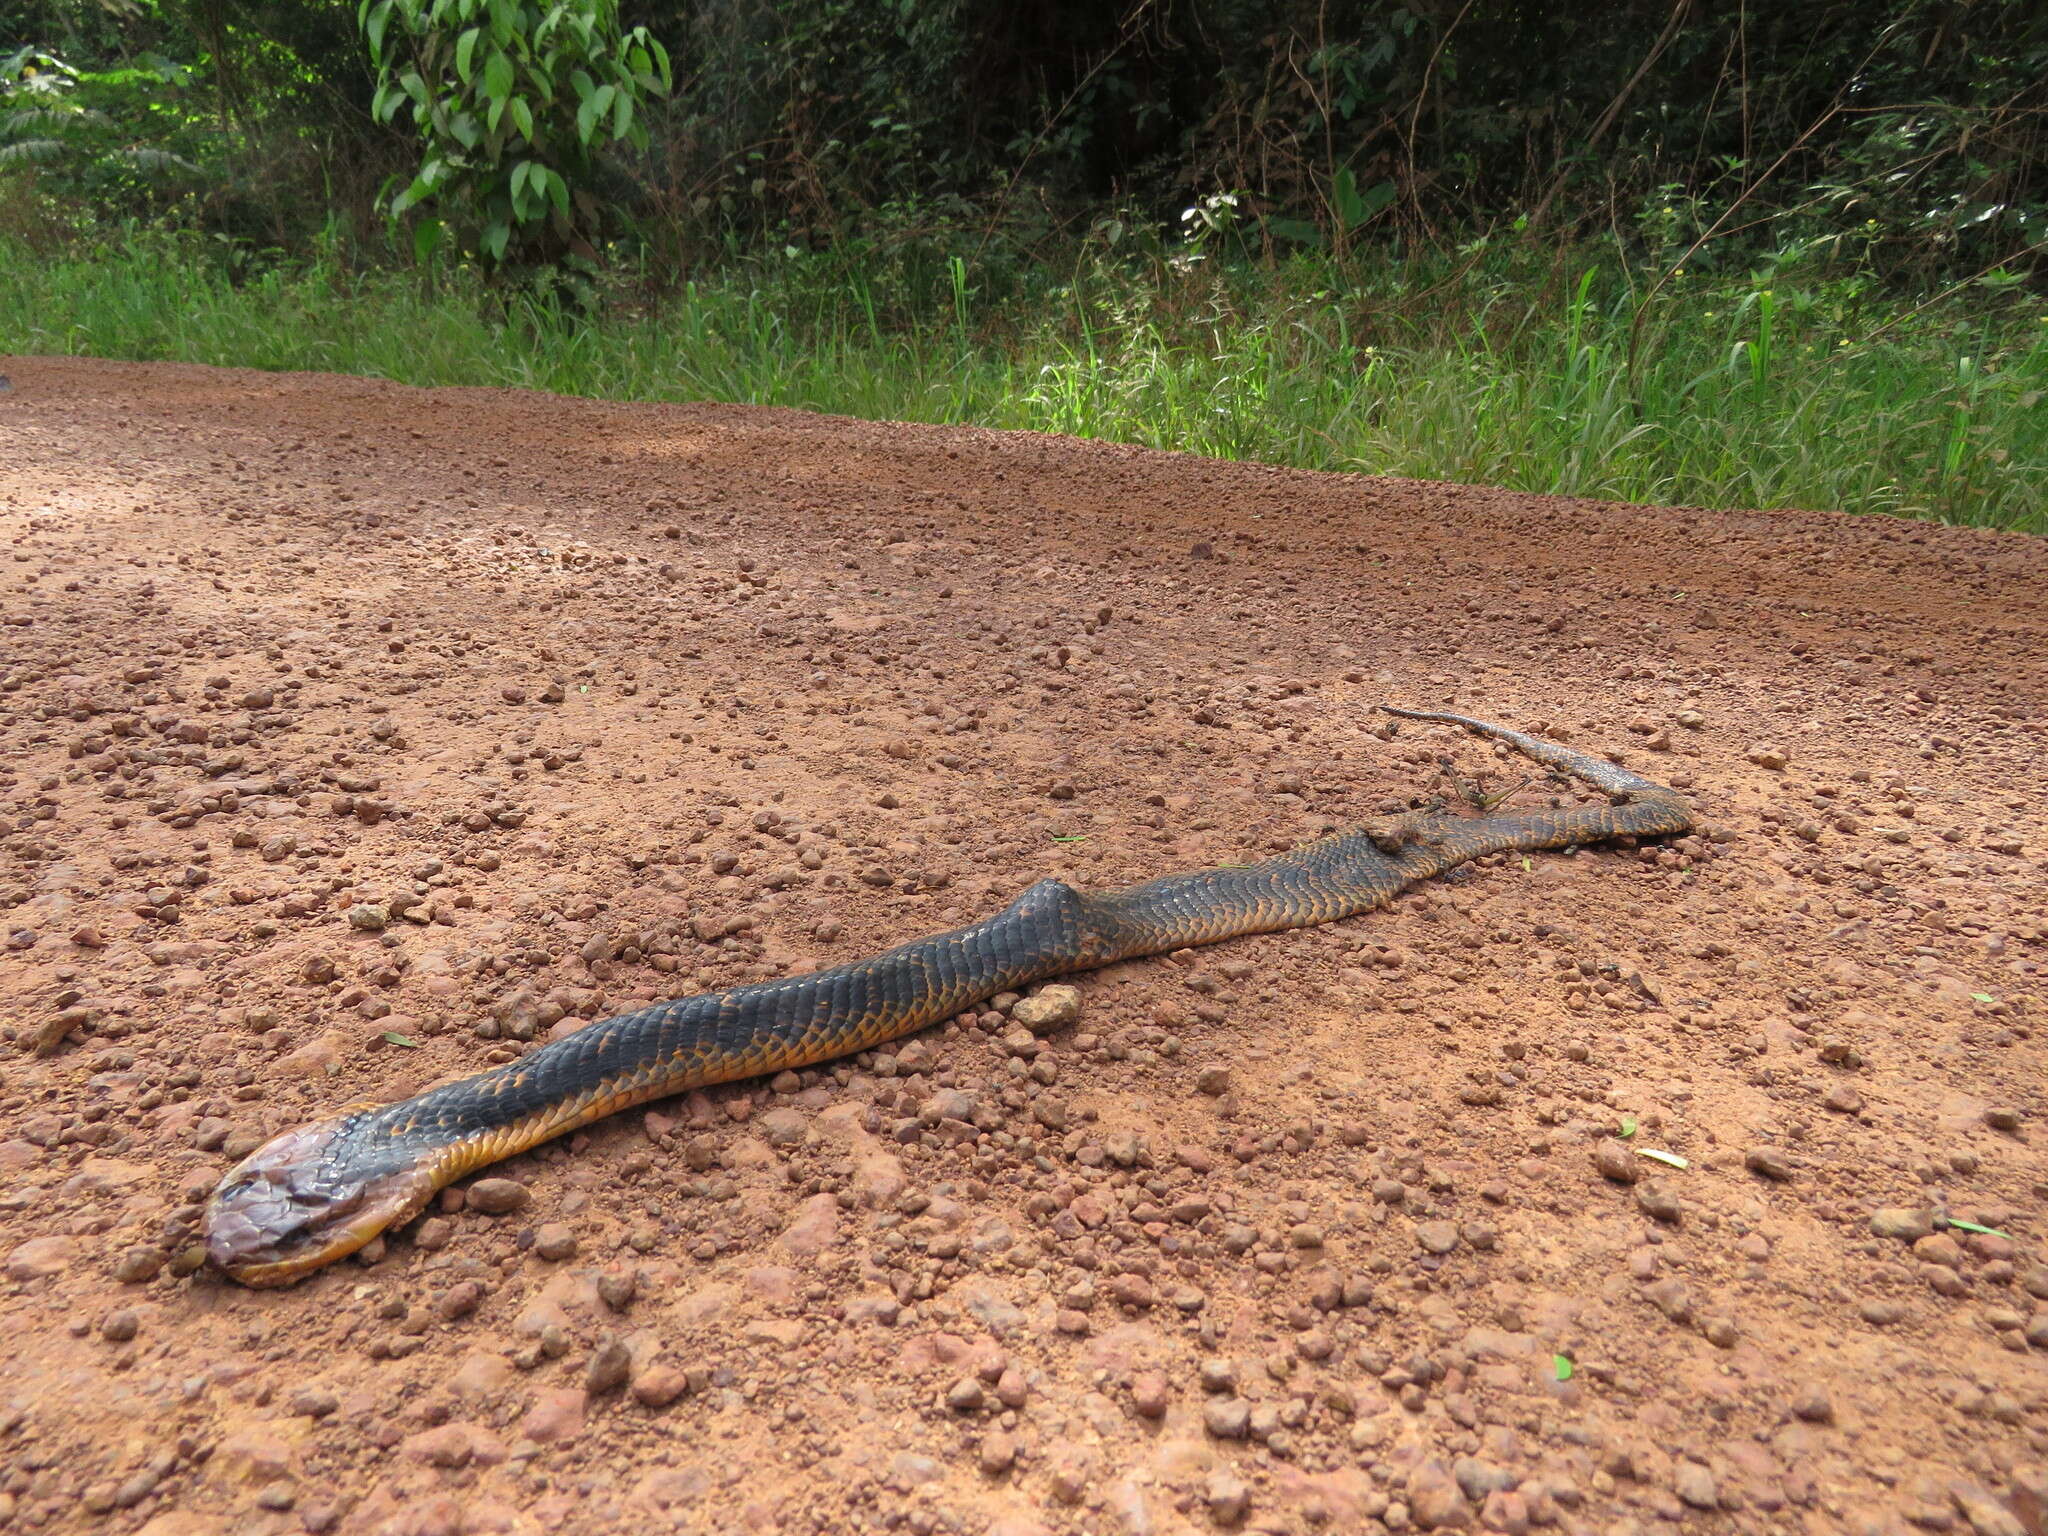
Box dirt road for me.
[1,356,2044,1535]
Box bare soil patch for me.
[1,356,2044,1536]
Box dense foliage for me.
[3,0,2042,282]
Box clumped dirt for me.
[0,355,2044,1536]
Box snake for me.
[203,707,1693,1286]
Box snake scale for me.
[203,707,1692,1285]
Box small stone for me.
[1195,1066,1232,1096]
[1913,1233,1964,1269]
[1950,1481,2028,1536]
[1635,1182,1683,1224]
[1868,1208,1941,1245]
[99,1308,139,1342]
[1415,1220,1461,1255]
[110,1245,166,1283]
[467,1178,531,1214]
[345,903,388,932]
[1790,1386,1835,1423]
[1204,1397,1251,1439]
[978,1430,1017,1475]
[1012,984,1082,1033]
[1746,745,1788,771]
[1206,1470,1251,1524]
[290,1386,340,1418]
[1406,1462,1474,1530]
[1129,1370,1170,1418]
[1592,1141,1638,1183]
[630,1362,693,1407]
[1822,1082,1865,1115]
[946,1377,986,1413]
[1983,1107,2022,1132]
[434,1281,485,1321]
[1744,1147,1795,1181]
[533,1223,578,1261]
[1673,1461,1719,1510]
[584,1336,631,1395]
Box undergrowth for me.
[1,229,2041,533]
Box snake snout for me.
[203,1114,436,1286]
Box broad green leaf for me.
[365,1,393,60]
[412,218,444,263]
[508,95,532,140]
[482,50,513,103]
[1618,1116,1637,1138]
[1552,1354,1573,1382]
[544,166,568,217]
[455,26,480,82]
[611,88,633,140]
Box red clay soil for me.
[0,355,2044,1536]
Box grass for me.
[2,226,2042,533]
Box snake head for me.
[203,1109,437,1287]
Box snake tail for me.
[203,706,1691,1285]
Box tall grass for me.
[2,229,2041,533]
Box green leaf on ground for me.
[1552,1354,1573,1381]
[383,1031,420,1047]
[1638,1147,1689,1169]
[1946,1218,2012,1239]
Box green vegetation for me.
[3,2,2044,533]
[6,229,2040,531]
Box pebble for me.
[1204,1397,1251,1439]
[584,1336,632,1394]
[110,1245,166,1283]
[1415,1220,1461,1254]
[1406,1461,1473,1529]
[1129,1370,1170,1418]
[467,1178,531,1214]
[1592,1140,1638,1183]
[1013,984,1082,1032]
[1635,1182,1682,1224]
[978,1430,1018,1475]
[1870,1207,1935,1242]
[1744,1146,1795,1181]
[947,1377,986,1412]
[533,1223,578,1261]
[631,1362,694,1407]
[1673,1461,1719,1510]
[1790,1386,1835,1423]
[1205,1470,1251,1524]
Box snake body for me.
[204,707,1692,1285]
